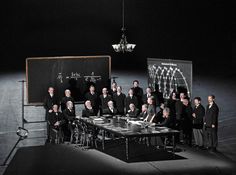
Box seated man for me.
[48,104,64,143]
[103,100,117,116]
[60,89,75,112]
[156,107,172,127]
[82,100,95,117]
[62,101,76,142]
[138,104,148,120]
[144,110,157,123]
[127,103,139,118]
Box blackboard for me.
[26,56,111,104]
[147,58,192,99]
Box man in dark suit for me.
[84,85,99,115]
[43,87,58,142]
[138,104,148,120]
[192,97,205,148]
[156,107,172,127]
[131,80,143,110]
[125,88,138,113]
[182,97,193,146]
[204,95,219,152]
[103,101,118,116]
[82,100,95,117]
[62,101,76,142]
[113,86,126,115]
[48,104,64,143]
[60,89,75,112]
[152,84,164,107]
[99,87,112,115]
[127,103,139,118]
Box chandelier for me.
[112,0,136,53]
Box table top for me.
[77,116,179,138]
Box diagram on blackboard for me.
[147,58,192,99]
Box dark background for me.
[0,0,233,74]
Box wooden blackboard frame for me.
[26,55,111,105]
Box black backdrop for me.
[26,56,111,104]
[0,0,232,73]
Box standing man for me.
[131,80,143,110]
[44,87,58,142]
[204,95,219,152]
[99,87,112,115]
[113,86,126,115]
[192,97,205,148]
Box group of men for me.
[44,80,219,152]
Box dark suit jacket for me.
[63,108,76,123]
[103,107,118,116]
[99,95,112,110]
[132,87,143,108]
[204,102,219,128]
[138,111,148,120]
[82,108,95,117]
[153,91,164,106]
[113,93,126,114]
[127,108,140,118]
[156,116,172,127]
[125,96,138,112]
[43,93,58,112]
[182,104,193,132]
[48,111,64,129]
[192,104,205,129]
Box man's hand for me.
[192,113,196,118]
[49,109,53,113]
[212,124,215,128]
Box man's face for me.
[48,88,54,94]
[146,88,151,94]
[85,101,92,108]
[147,97,152,104]
[65,90,71,97]
[172,93,176,99]
[108,101,113,108]
[163,110,169,117]
[117,86,122,92]
[180,93,185,99]
[52,105,58,112]
[133,82,139,87]
[142,106,147,112]
[129,89,133,95]
[194,99,200,106]
[208,96,214,103]
[183,99,189,106]
[102,88,107,94]
[67,101,73,109]
[129,104,135,110]
[90,86,95,92]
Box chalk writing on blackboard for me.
[84,72,102,83]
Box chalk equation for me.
[57,72,101,84]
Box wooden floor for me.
[0,70,236,174]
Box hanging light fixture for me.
[112,0,136,53]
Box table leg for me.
[102,130,105,150]
[126,138,129,160]
[172,134,175,153]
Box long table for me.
[78,116,179,160]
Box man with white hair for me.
[82,100,95,117]
[103,100,117,116]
